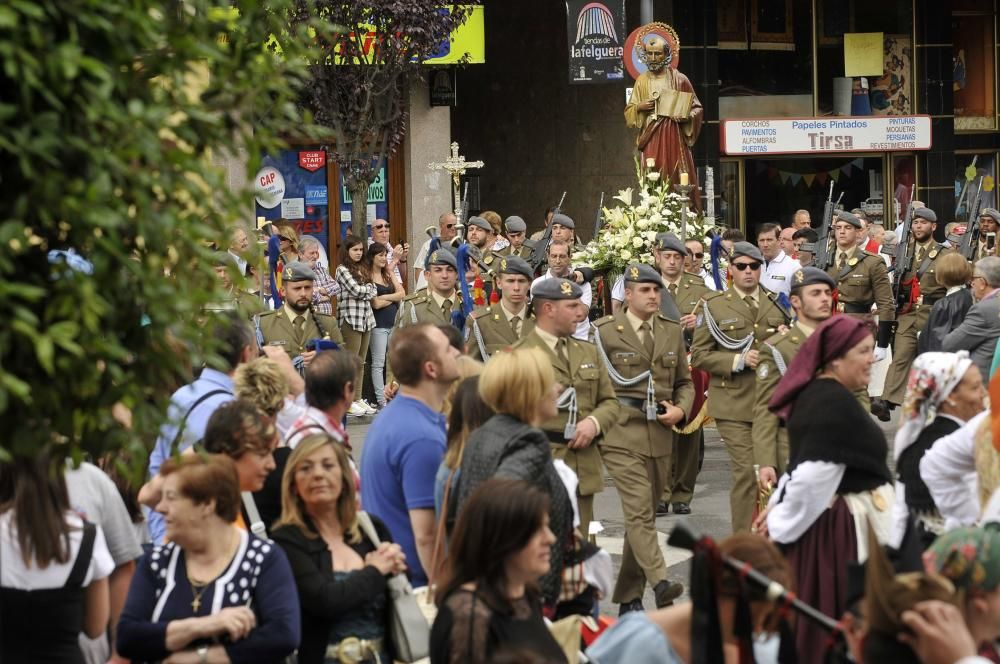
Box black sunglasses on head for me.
[373,224,389,230]
[732,261,762,271]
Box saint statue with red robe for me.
[624,31,703,213]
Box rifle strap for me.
[914,244,942,281]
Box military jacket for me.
[512,330,619,495]
[690,286,792,422]
[751,324,808,468]
[464,305,535,361]
[593,311,694,457]
[825,247,895,319]
[394,288,463,329]
[897,241,953,332]
[256,307,342,359]
[497,244,533,259]
[671,272,715,316]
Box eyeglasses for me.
[444,224,455,229]
[373,224,389,230]
[732,261,762,271]
[278,235,290,242]
[689,252,704,259]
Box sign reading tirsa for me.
[567,0,626,84]
[721,116,932,155]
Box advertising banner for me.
[721,116,932,155]
[567,0,626,84]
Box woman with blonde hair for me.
[271,434,405,664]
[453,347,573,606]
[273,220,300,265]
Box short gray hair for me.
[975,256,1000,287]
[299,236,321,252]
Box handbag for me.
[356,511,431,663]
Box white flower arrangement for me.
[573,159,714,277]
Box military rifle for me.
[887,187,917,312]
[593,192,605,238]
[812,182,841,272]
[950,175,984,260]
[528,190,566,273]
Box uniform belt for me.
[618,396,647,411]
[836,301,872,314]
[325,636,384,664]
[545,430,569,444]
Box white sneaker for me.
[347,401,368,417]
[362,400,378,415]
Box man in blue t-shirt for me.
[360,323,460,586]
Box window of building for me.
[815,0,914,117]
[717,0,814,119]
[953,2,997,131]
[954,152,997,225]
[718,160,743,231]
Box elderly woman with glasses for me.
[890,351,985,548]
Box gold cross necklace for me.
[188,573,210,613]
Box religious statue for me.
[624,24,703,213]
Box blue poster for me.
[254,150,329,254]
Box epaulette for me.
[402,290,427,303]
[763,329,787,345]
[257,310,278,319]
[593,315,617,328]
[703,290,724,301]
[656,312,682,325]
[470,307,492,319]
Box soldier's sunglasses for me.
[732,261,762,271]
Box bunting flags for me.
[753,158,864,188]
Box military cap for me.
[213,251,236,268]
[498,255,533,280]
[790,266,836,292]
[654,232,687,255]
[624,263,663,286]
[834,210,863,228]
[531,277,582,300]
[550,213,575,230]
[467,216,492,232]
[980,208,1000,224]
[504,215,527,233]
[913,207,938,223]
[730,241,764,263]
[425,247,458,270]
[282,260,316,282]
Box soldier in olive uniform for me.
[465,255,535,361]
[824,209,895,325]
[211,252,265,320]
[255,261,342,363]
[594,264,692,613]
[498,216,535,259]
[652,234,713,516]
[513,278,619,540]
[534,213,584,276]
[395,248,463,329]
[878,207,953,411]
[691,242,792,533]
[751,267,836,492]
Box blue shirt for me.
[360,394,446,587]
[146,368,235,543]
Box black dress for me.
[430,588,567,664]
[895,416,961,544]
[918,288,974,354]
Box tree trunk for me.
[349,182,369,240]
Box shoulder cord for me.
[593,326,657,421]
[765,342,788,377]
[555,386,579,439]
[253,313,264,348]
[409,300,418,325]
[472,318,490,361]
[701,301,755,370]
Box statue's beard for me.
[646,59,667,72]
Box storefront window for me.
[816,0,914,117]
[718,160,742,230]
[890,154,916,228]
[954,153,997,225]
[718,0,813,118]
[953,7,997,131]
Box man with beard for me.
[465,255,534,361]
[975,208,999,260]
[513,278,618,540]
[465,215,498,296]
[255,261,342,362]
[876,207,953,415]
[691,242,792,532]
[751,267,836,491]
[498,216,534,259]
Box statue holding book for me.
[624,24,703,213]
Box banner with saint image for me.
[567,0,626,84]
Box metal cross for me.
[428,142,484,217]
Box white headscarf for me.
[892,351,975,463]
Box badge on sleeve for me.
[757,363,769,379]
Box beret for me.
[980,208,1000,224]
[497,255,533,280]
[425,248,458,270]
[504,216,527,233]
[913,207,938,223]
[623,263,663,286]
[730,241,764,263]
[835,210,863,228]
[467,216,492,232]
[282,260,316,282]
[655,232,687,255]
[531,277,582,300]
[550,213,575,230]
[213,251,236,268]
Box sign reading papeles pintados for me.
[721,116,932,155]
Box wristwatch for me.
[197,645,209,663]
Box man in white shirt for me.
[531,240,592,340]
[757,222,801,297]
[413,212,458,290]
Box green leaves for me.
[0,0,327,468]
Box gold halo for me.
[634,22,681,67]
